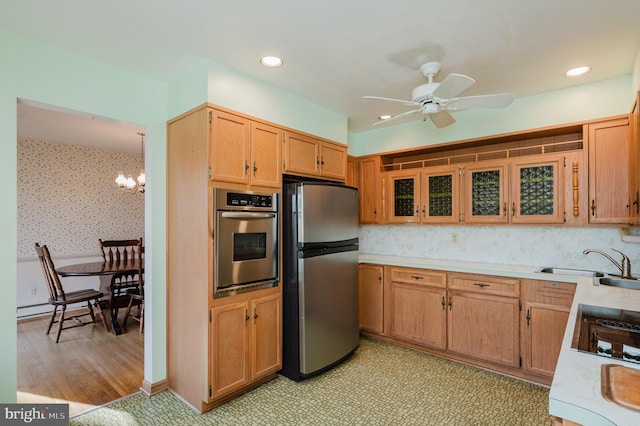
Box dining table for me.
[56,259,143,335]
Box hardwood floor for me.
[17,311,144,417]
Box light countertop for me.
[358,254,640,425]
[549,277,640,426]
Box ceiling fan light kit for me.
[365,61,513,128]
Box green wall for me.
[350,75,635,156]
[2,26,638,406]
[0,29,348,403]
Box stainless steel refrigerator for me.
[281,181,359,381]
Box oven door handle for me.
[220,212,277,219]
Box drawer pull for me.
[474,283,490,288]
[411,275,424,280]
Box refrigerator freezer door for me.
[298,248,359,375]
[297,184,358,244]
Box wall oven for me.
[214,188,279,298]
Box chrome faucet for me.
[583,248,632,279]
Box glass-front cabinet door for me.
[421,165,460,223]
[462,160,509,224]
[511,156,564,224]
[387,170,421,223]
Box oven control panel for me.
[214,188,278,212]
[227,192,273,208]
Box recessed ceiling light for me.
[565,66,591,77]
[378,115,392,120]
[260,56,283,68]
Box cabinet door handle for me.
[244,161,249,175]
[422,206,426,217]
[512,201,516,217]
[526,308,531,326]
[591,199,596,216]
[503,202,507,217]
[253,308,258,324]
[253,161,257,176]
[410,275,424,280]
[441,296,445,310]
[474,283,490,288]
[245,309,250,324]
[448,297,452,310]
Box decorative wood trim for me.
[572,161,579,217]
[141,379,168,396]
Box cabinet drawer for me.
[522,279,575,307]
[448,273,520,298]
[390,267,446,288]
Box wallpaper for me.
[360,224,640,276]
[17,138,144,258]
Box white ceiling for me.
[5,0,640,151]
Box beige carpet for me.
[71,337,553,425]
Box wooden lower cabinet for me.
[388,267,447,349]
[362,264,574,386]
[447,290,520,368]
[447,273,520,368]
[521,279,575,382]
[358,264,384,334]
[210,292,281,400]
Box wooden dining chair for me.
[123,246,145,333]
[107,241,144,332]
[99,238,143,263]
[34,243,108,343]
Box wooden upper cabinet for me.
[421,165,460,224]
[319,140,347,180]
[461,160,509,224]
[511,155,564,224]
[629,92,640,224]
[346,156,357,187]
[283,131,318,176]
[387,170,421,223]
[359,157,382,224]
[587,117,630,224]
[209,109,251,184]
[250,122,282,188]
[209,109,282,188]
[283,131,347,181]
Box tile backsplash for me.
[18,138,144,258]
[359,224,640,276]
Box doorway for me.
[16,99,147,416]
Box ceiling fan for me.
[364,62,513,128]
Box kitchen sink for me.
[596,277,640,290]
[537,267,605,277]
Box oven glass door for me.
[216,211,278,294]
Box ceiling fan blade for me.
[447,93,514,110]
[372,108,422,126]
[429,110,456,128]
[432,73,475,100]
[363,95,420,107]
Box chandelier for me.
[115,132,145,193]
